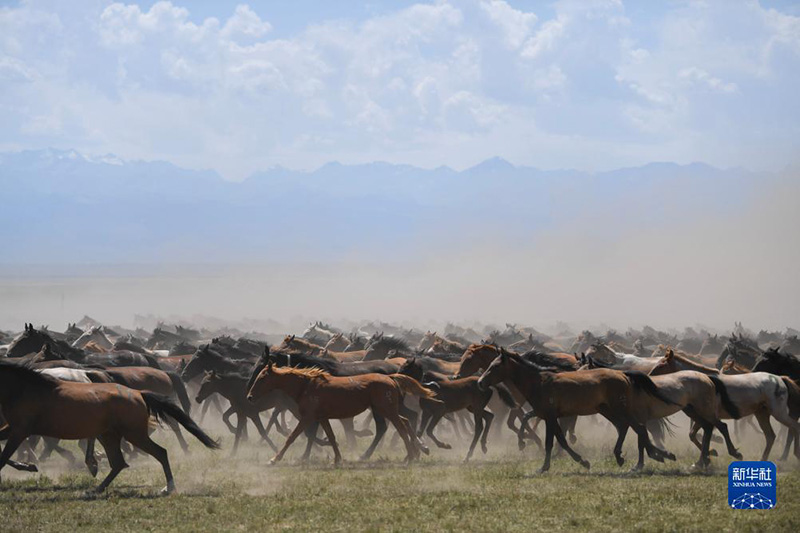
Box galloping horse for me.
[650,350,800,461]
[247,359,433,464]
[0,361,219,493]
[477,349,674,472]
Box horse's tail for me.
[625,371,679,406]
[708,374,741,419]
[656,416,677,439]
[492,383,517,408]
[781,376,800,418]
[166,370,192,415]
[141,392,220,449]
[390,374,437,399]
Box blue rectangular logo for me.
[728,461,776,509]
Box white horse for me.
[38,367,95,383]
[650,350,800,461]
[71,326,114,351]
[584,343,658,373]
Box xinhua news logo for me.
[728,461,776,509]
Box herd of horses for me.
[1,319,799,494]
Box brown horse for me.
[247,360,433,464]
[0,361,219,493]
[477,349,674,472]
[398,357,515,461]
[455,344,578,448]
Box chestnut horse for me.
[0,361,219,493]
[247,360,434,464]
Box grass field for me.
[1,418,799,532]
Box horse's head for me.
[648,349,676,376]
[477,347,515,390]
[456,344,497,379]
[398,356,424,381]
[247,352,280,402]
[6,323,50,358]
[196,370,221,403]
[181,345,211,381]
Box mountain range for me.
[0,148,771,264]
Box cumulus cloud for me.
[0,0,798,177]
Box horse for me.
[584,343,658,373]
[301,322,340,343]
[397,357,516,461]
[0,360,219,493]
[247,359,433,464]
[477,349,674,472]
[195,371,279,454]
[72,326,114,351]
[454,344,578,446]
[427,337,466,356]
[716,335,762,369]
[650,350,800,461]
[324,333,350,352]
[6,324,86,361]
[752,348,800,460]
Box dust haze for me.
[2,170,797,334]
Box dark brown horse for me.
[477,349,674,472]
[0,361,219,493]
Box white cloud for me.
[480,0,537,49]
[0,0,798,177]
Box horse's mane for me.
[274,350,338,372]
[209,370,251,381]
[504,350,557,373]
[0,359,59,389]
[371,336,409,352]
[522,350,578,371]
[669,351,718,373]
[273,365,331,381]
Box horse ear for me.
[290,334,295,341]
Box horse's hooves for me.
[268,458,279,466]
[160,484,176,496]
[481,445,488,454]
[569,434,577,444]
[630,465,643,473]
[665,452,676,462]
[615,455,625,467]
[538,466,550,474]
[709,449,719,457]
[420,445,430,456]
[733,451,744,460]
[439,443,452,450]
[580,459,591,470]
[87,463,98,477]
[518,441,526,451]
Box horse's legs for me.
[416,409,431,438]
[0,433,28,479]
[464,408,484,462]
[300,422,322,462]
[273,419,312,464]
[551,417,590,469]
[85,438,99,477]
[231,412,246,456]
[609,419,628,467]
[127,435,174,495]
[539,418,555,473]
[695,422,714,469]
[360,412,388,461]
[251,413,278,453]
[754,411,776,461]
[164,418,190,453]
[425,412,451,450]
[779,422,795,461]
[319,420,342,465]
[221,406,237,435]
[518,410,542,451]
[714,421,743,459]
[339,418,358,448]
[480,410,494,454]
[95,433,128,493]
[563,416,578,444]
[398,403,419,437]
[506,407,522,433]
[386,414,418,463]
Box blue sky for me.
[1,0,799,179]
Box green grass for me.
[1,426,799,532]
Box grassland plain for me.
[1,421,798,532]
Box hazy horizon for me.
[2,1,799,334]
